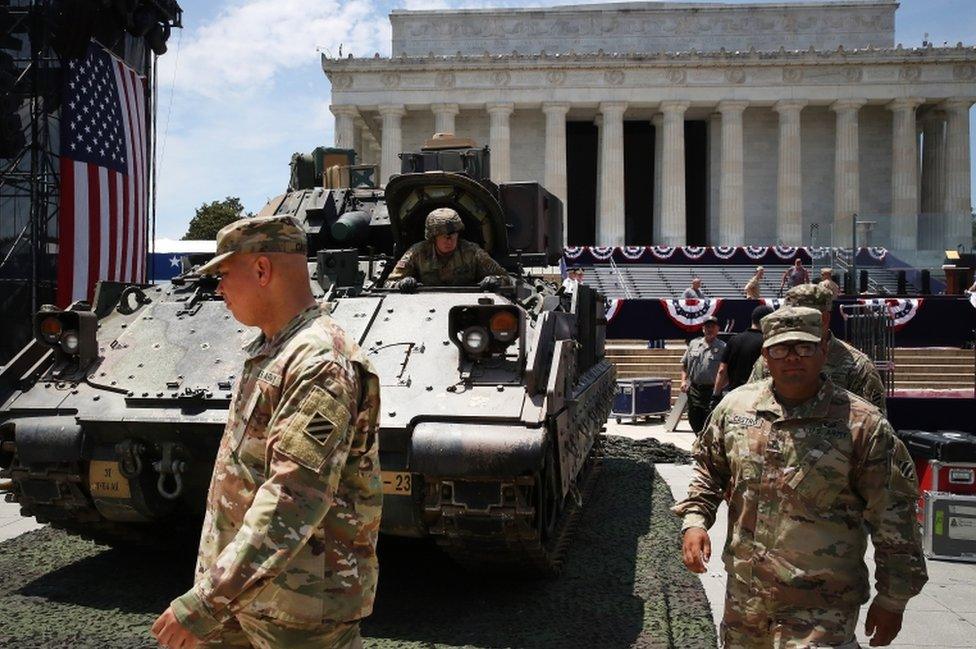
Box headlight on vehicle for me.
[489,310,518,343]
[60,331,80,354]
[449,304,524,360]
[462,326,489,354]
[33,305,98,363]
[39,316,63,344]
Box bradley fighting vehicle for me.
[0,135,616,572]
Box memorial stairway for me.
[605,341,975,405]
[585,264,923,299]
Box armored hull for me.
[0,144,615,572]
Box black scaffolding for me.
[0,0,181,364]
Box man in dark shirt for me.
[711,305,773,409]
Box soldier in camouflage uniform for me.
[384,207,510,290]
[748,283,887,413]
[152,215,381,649]
[674,306,927,648]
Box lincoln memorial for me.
[322,1,976,258]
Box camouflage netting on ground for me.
[0,437,712,649]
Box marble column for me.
[921,114,946,215]
[774,100,806,245]
[888,98,923,250]
[432,103,459,135]
[942,98,975,249]
[378,104,405,187]
[718,101,747,245]
[487,102,514,184]
[652,114,663,243]
[331,105,358,150]
[598,101,627,246]
[359,125,376,164]
[707,112,720,245]
[595,115,603,229]
[831,99,865,231]
[542,102,570,232]
[660,101,689,246]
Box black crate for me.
[896,430,976,462]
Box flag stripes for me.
[56,42,148,306]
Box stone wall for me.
[391,1,897,58]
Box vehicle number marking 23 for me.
[381,471,412,496]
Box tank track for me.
[433,442,603,576]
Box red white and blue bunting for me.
[605,297,623,322]
[620,246,647,260]
[650,245,677,260]
[855,298,923,332]
[660,298,723,332]
[559,246,893,266]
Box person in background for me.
[562,265,584,294]
[680,316,726,433]
[683,277,705,299]
[780,258,810,294]
[819,267,841,297]
[743,266,764,299]
[749,283,887,413]
[710,304,774,410]
[674,306,926,649]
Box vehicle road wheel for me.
[537,443,562,546]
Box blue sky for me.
[153,0,976,240]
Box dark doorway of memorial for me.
[624,121,654,244]
[685,120,708,245]
[566,121,597,245]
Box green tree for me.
[182,197,252,240]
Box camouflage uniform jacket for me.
[171,304,382,638]
[819,278,841,298]
[384,238,510,287]
[672,378,927,613]
[748,334,886,413]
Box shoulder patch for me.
[277,385,351,473]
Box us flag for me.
[56,42,148,306]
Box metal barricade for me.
[840,303,895,396]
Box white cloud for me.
[157,0,390,100]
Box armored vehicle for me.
[0,135,615,572]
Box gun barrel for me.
[330,210,372,245]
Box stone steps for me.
[605,342,975,390]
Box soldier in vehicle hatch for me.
[674,306,927,649]
[152,214,381,649]
[384,207,510,291]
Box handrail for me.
[608,256,634,299]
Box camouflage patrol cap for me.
[760,306,823,349]
[424,207,464,240]
[196,215,307,276]
[784,283,834,311]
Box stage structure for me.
[323,1,976,257]
[0,0,181,364]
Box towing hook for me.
[116,285,152,315]
[153,459,186,500]
[115,439,145,478]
